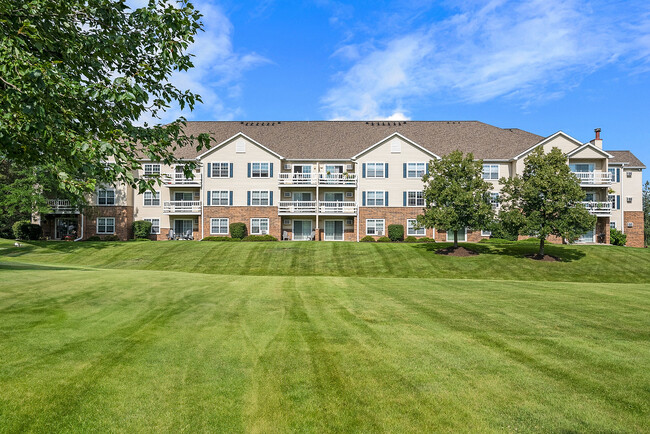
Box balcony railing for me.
[581,201,612,215]
[162,172,201,186]
[163,201,202,214]
[278,173,357,186]
[572,171,612,185]
[46,199,79,214]
[319,201,358,214]
[278,201,317,214]
[317,173,357,186]
[278,173,315,185]
[278,201,358,215]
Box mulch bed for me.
[525,254,561,262]
[435,246,479,257]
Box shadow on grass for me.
[0,261,88,271]
[0,240,116,258]
[411,240,586,262]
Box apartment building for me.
[37,121,646,247]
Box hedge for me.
[404,236,418,243]
[202,236,240,242]
[610,228,627,246]
[377,236,392,242]
[242,235,278,241]
[230,222,247,239]
[360,235,375,242]
[12,220,42,240]
[387,224,404,242]
[132,220,153,239]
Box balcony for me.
[572,171,612,185]
[278,201,358,215]
[278,173,357,186]
[46,199,79,214]
[581,201,612,216]
[162,172,201,186]
[163,201,202,214]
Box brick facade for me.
[623,211,645,247]
[83,206,134,240]
[203,206,282,239]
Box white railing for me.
[318,173,357,186]
[278,173,316,185]
[572,171,612,185]
[46,199,79,213]
[581,201,612,215]
[162,172,201,185]
[278,201,317,214]
[163,201,202,214]
[278,172,358,186]
[319,201,358,214]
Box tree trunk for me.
[539,237,545,257]
[454,230,459,248]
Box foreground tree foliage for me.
[499,147,596,257]
[417,151,494,248]
[0,0,211,203]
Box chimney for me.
[590,128,602,149]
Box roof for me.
[173,121,545,160]
[605,150,646,168]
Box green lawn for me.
[1,239,649,432]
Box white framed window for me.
[211,190,230,206]
[143,164,161,176]
[489,192,500,208]
[143,191,160,206]
[97,188,115,206]
[482,164,499,180]
[407,162,426,178]
[211,162,229,178]
[251,190,270,206]
[210,218,229,235]
[610,221,616,229]
[366,191,385,206]
[366,219,385,236]
[407,191,425,207]
[366,163,385,178]
[481,230,492,237]
[251,218,269,234]
[407,219,425,236]
[97,217,115,234]
[608,168,618,182]
[144,218,160,234]
[251,162,270,178]
[446,228,467,242]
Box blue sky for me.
[145,0,650,180]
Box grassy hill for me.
[1,239,649,431]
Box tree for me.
[416,151,494,248]
[499,147,596,257]
[643,181,650,247]
[0,0,211,203]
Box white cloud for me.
[322,0,650,119]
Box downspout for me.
[316,162,320,240]
[620,163,626,234]
[356,160,360,242]
[200,159,204,240]
[74,213,84,241]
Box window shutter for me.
[207,163,212,178]
[207,191,211,205]
[247,191,251,206]
[403,163,407,178]
[270,163,274,178]
[616,195,620,209]
[362,191,366,206]
[385,163,389,178]
[247,163,251,178]
[362,163,366,178]
[229,191,233,206]
[385,191,389,206]
[426,163,429,175]
[403,191,407,206]
[616,168,620,182]
[269,191,273,206]
[229,163,233,178]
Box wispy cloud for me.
[322,0,650,120]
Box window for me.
[626,171,632,178]
[97,189,115,206]
[407,219,425,236]
[366,219,385,236]
[251,191,270,206]
[610,221,616,229]
[143,191,160,206]
[251,218,269,234]
[446,228,467,242]
[97,217,115,234]
[407,191,425,207]
[407,162,426,178]
[366,163,385,178]
[325,165,344,174]
[608,168,618,182]
[251,162,270,178]
[211,191,230,206]
[211,162,229,178]
[489,192,500,208]
[366,191,385,206]
[210,218,229,235]
[482,164,499,180]
[481,230,492,237]
[143,164,161,176]
[569,163,594,172]
[144,218,160,234]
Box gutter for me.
[74,213,84,241]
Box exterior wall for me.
[609,167,643,232]
[436,228,485,243]
[83,206,133,240]
[202,206,282,239]
[358,207,436,240]
[623,211,644,247]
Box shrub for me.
[242,235,278,242]
[103,235,120,241]
[360,235,375,242]
[485,219,520,241]
[132,220,153,239]
[202,236,240,242]
[387,224,404,242]
[404,236,418,243]
[377,236,392,242]
[417,237,434,243]
[610,228,627,246]
[230,222,247,239]
[12,220,42,240]
[86,235,101,241]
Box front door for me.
[55,218,78,240]
[324,220,344,241]
[293,220,312,241]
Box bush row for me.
[360,235,434,243]
[12,221,42,240]
[86,235,120,241]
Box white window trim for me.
[173,191,195,201]
[366,190,385,207]
[96,217,115,234]
[446,228,467,242]
[251,162,271,178]
[366,162,386,178]
[211,190,230,206]
[143,190,161,207]
[366,219,385,236]
[211,162,230,178]
[482,164,499,180]
[250,218,270,235]
[406,219,425,236]
[97,188,116,206]
[143,163,161,176]
[143,218,160,234]
[406,162,426,179]
[481,230,492,237]
[210,218,229,235]
[406,190,425,207]
[610,221,617,229]
[251,190,271,206]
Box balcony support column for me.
[315,161,320,240]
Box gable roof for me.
[172,121,544,160]
[606,150,646,168]
[196,132,284,160]
[566,142,613,158]
[351,132,440,159]
[512,131,583,160]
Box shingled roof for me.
[174,121,545,160]
[605,150,646,168]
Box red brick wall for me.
[624,211,645,247]
[596,216,610,244]
[202,206,282,239]
[83,206,133,240]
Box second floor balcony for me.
[163,201,202,214]
[161,172,201,186]
[572,171,612,185]
[278,173,357,186]
[581,201,612,216]
[278,201,358,215]
[46,199,79,214]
